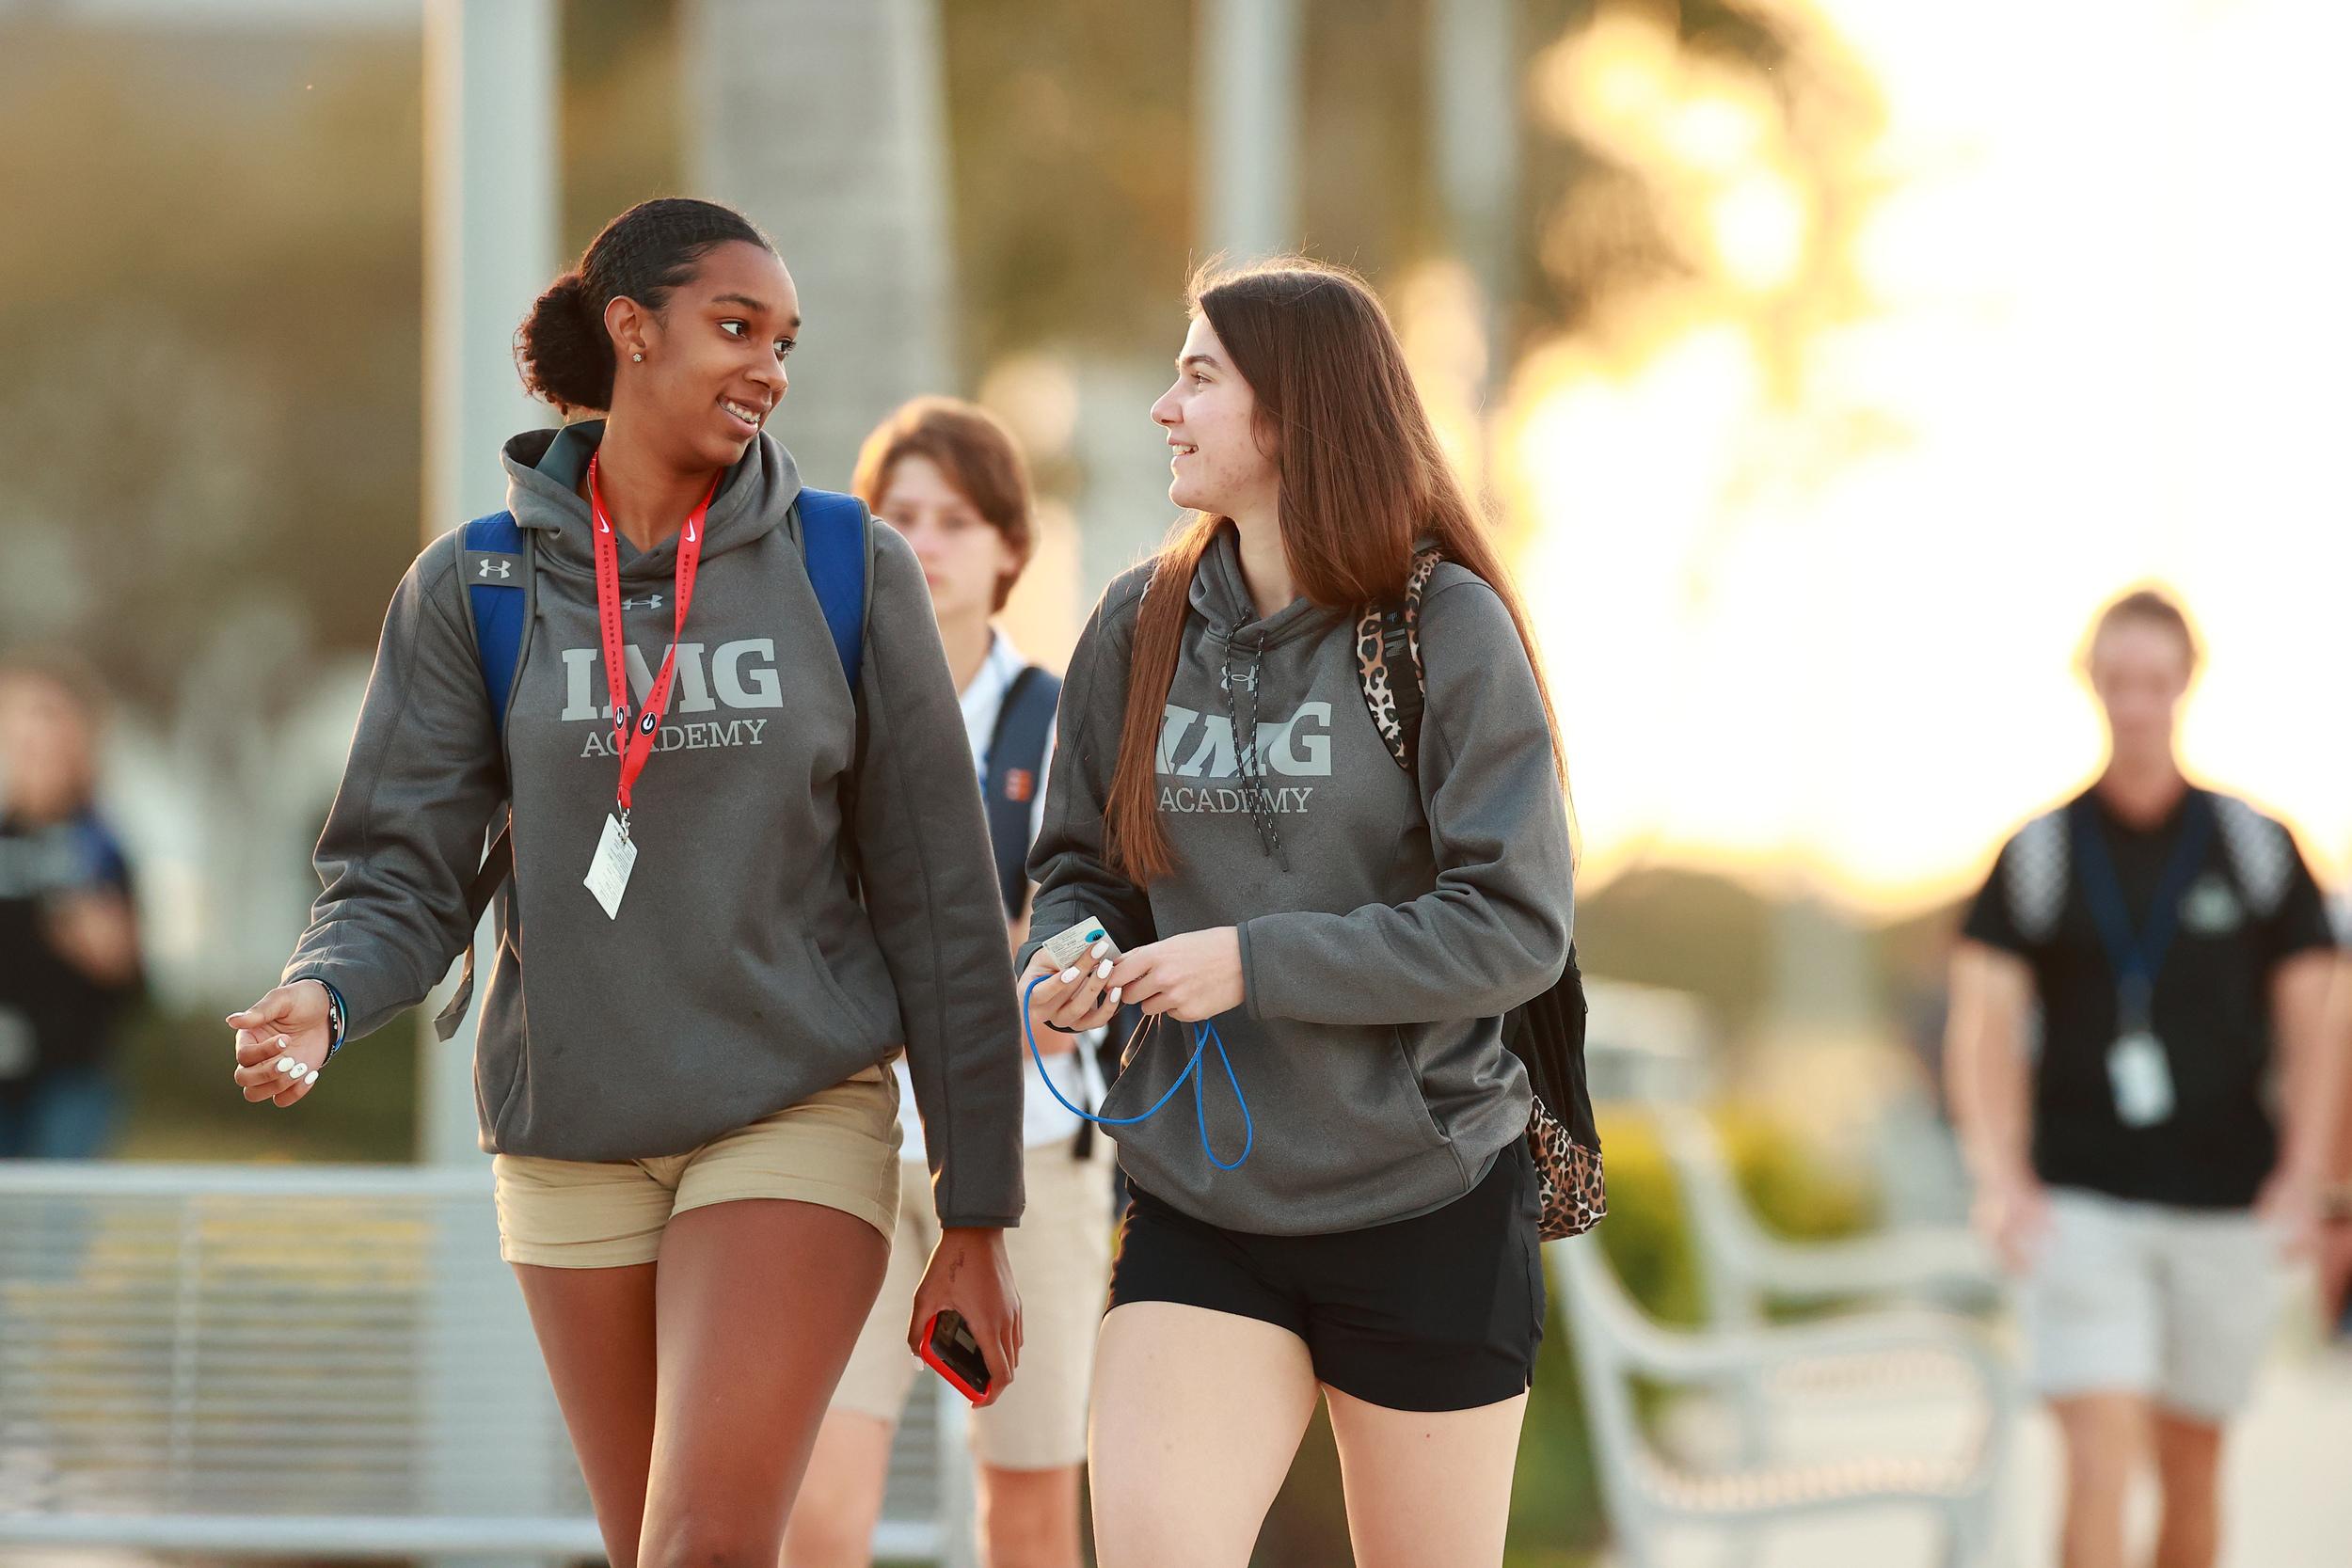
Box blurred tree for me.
[1578,865,1779,1037]
[0,6,705,707]
[0,22,424,711]
[561,0,685,257]
[1300,0,1438,279]
[935,0,1195,373]
[684,0,959,487]
[1516,0,1876,355]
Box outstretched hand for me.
[226,980,333,1108]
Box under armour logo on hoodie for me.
[620,594,665,611]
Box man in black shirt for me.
[1947,589,2342,1568]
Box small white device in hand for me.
[1038,918,1119,974]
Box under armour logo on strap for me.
[477,559,512,580]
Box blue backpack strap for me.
[461,511,528,733]
[795,487,868,694]
[983,665,1061,916]
[438,510,526,1044]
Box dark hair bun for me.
[515,271,614,412]
[514,199,771,415]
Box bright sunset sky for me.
[1494,0,2352,913]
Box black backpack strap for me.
[1353,546,1601,1237]
[983,664,1061,917]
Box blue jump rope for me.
[1023,929,1254,1170]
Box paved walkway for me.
[12,1342,2348,1567]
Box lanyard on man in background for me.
[2073,791,2214,1127]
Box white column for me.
[421,7,560,1565]
[1199,0,1301,261]
[421,0,557,1168]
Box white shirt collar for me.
[958,629,1027,768]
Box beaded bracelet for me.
[316,980,348,1065]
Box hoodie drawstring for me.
[1218,636,1289,871]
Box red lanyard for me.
[588,451,717,829]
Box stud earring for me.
[630,351,644,362]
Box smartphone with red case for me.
[919,1309,993,1404]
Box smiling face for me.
[1150,314,1278,520]
[877,453,1021,627]
[609,239,800,472]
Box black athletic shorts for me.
[1106,1137,1546,1412]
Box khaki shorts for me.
[2021,1187,2285,1421]
[832,1136,1115,1471]
[492,1069,902,1268]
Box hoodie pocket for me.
[1389,1027,1449,1149]
[803,936,891,1041]
[479,1034,531,1147]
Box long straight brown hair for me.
[1103,258,1571,884]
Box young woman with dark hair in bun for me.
[224,198,1026,1566]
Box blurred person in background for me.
[2326,1153,2352,1338]
[2322,891,2352,1337]
[0,653,142,1158]
[787,398,1110,1568]
[1947,587,2344,1568]
[221,198,1025,1568]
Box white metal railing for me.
[1552,1232,2015,1568]
[0,1161,968,1564]
[1651,1103,1998,1332]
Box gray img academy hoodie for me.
[284,421,1025,1227]
[1020,527,1574,1235]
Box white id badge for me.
[2107,1031,2175,1127]
[583,815,638,920]
[1040,919,1119,973]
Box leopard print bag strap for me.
[1355,547,1604,1242]
[1353,547,1444,773]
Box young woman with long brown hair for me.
[1017,260,1576,1567]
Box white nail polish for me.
[1091,942,1109,958]
[1096,959,1113,980]
[277,1057,296,1073]
[1109,987,1123,1006]
[1059,968,1080,985]
[304,1070,320,1085]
